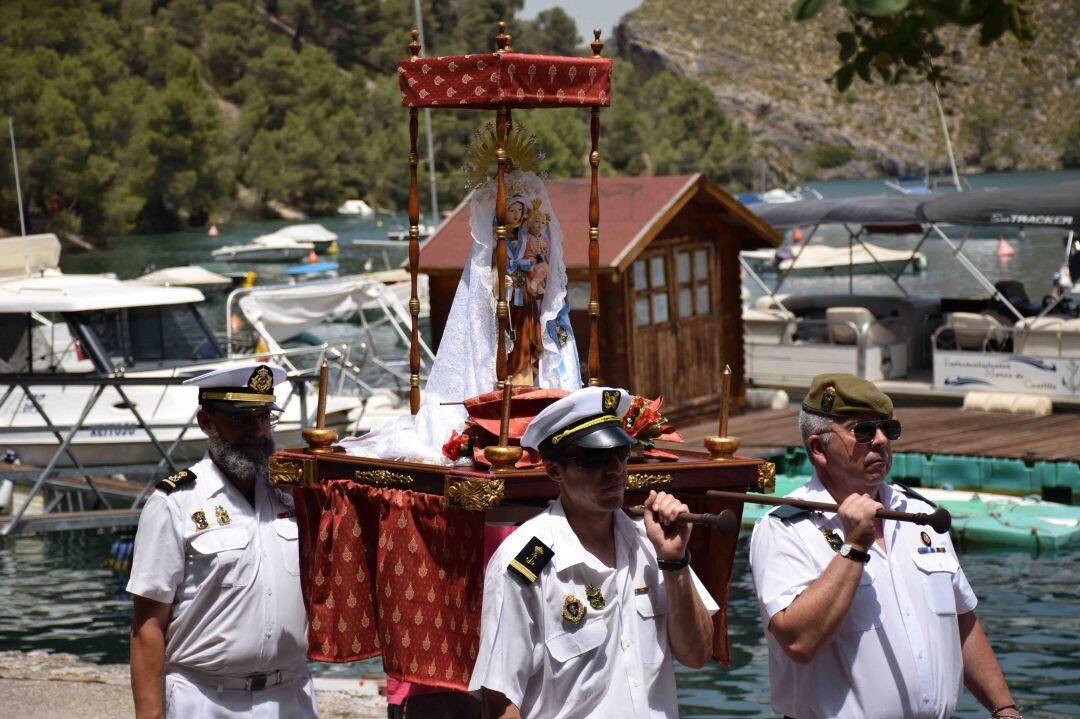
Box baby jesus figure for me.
[523,199,550,297]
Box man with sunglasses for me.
[469,386,718,719]
[749,373,1020,719]
[128,364,319,719]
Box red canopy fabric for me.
[397,52,612,109]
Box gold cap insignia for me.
[191,510,209,531]
[248,366,273,394]
[562,594,586,623]
[821,386,836,414]
[602,389,619,413]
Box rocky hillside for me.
[615,0,1080,181]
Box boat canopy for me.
[134,265,231,288]
[750,181,1080,232]
[918,181,1080,230]
[751,194,925,229]
[0,275,204,313]
[0,234,61,280]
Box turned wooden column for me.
[407,30,422,414]
[494,105,510,388]
[587,28,604,386]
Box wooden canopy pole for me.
[494,104,509,388]
[586,28,604,386]
[407,30,422,414]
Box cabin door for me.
[630,242,722,410]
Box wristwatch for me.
[657,550,691,572]
[839,543,870,564]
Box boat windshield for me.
[70,303,223,372]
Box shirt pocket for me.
[634,585,669,664]
[189,525,254,588]
[841,571,880,633]
[545,618,607,665]
[912,552,960,615]
[273,517,300,576]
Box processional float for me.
[268,24,774,690]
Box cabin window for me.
[632,255,671,326]
[73,304,222,370]
[675,247,712,318]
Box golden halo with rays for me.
[462,123,546,190]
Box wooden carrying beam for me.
[407,32,422,414]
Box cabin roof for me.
[420,174,781,273]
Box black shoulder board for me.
[507,536,553,584]
[155,469,196,494]
[894,482,937,508]
[769,504,810,522]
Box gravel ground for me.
[0,651,386,719]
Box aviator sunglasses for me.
[835,419,902,444]
[565,445,631,470]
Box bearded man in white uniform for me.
[128,364,318,719]
[469,386,718,719]
[750,373,1021,719]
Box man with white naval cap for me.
[469,386,718,719]
[128,363,318,719]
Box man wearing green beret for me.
[749,373,1021,719]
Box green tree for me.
[789,0,1035,90]
[518,7,582,56]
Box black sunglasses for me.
[566,445,631,470]
[842,419,901,443]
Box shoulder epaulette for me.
[156,469,196,494]
[507,536,553,584]
[768,504,811,522]
[894,482,937,508]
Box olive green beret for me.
[802,373,893,419]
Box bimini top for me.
[0,274,205,313]
[751,194,926,229]
[919,181,1080,230]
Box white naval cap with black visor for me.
[521,386,635,460]
[182,363,287,413]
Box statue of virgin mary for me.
[340,166,581,464]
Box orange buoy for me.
[996,236,1015,258]
[208,224,219,237]
[308,250,318,263]
[792,228,805,243]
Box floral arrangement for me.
[442,430,472,462]
[622,395,683,449]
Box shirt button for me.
[622,638,632,649]
[631,679,639,688]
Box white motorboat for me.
[742,185,1080,408]
[742,241,928,275]
[0,264,421,467]
[255,223,340,253]
[338,199,374,216]
[212,234,316,262]
[133,265,232,292]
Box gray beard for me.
[205,424,274,485]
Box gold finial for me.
[409,29,421,57]
[591,28,604,57]
[496,21,508,53]
[505,33,513,53]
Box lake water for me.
[0,530,1076,717]
[5,169,1079,715]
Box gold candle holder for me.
[484,379,522,472]
[302,360,339,454]
[704,364,740,461]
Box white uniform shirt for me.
[749,475,978,719]
[469,499,719,719]
[127,455,309,677]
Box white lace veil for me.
[340,170,581,463]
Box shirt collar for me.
[804,472,902,509]
[549,498,633,573]
[195,454,228,502]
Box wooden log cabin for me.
[421,174,781,422]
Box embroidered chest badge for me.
[920,531,932,547]
[191,510,209,531]
[562,594,586,624]
[215,505,231,526]
[821,529,843,552]
[585,583,606,610]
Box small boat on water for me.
[257,223,339,253]
[283,261,339,284]
[338,199,374,216]
[133,265,232,293]
[212,234,315,262]
[742,474,1080,551]
[742,241,929,275]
